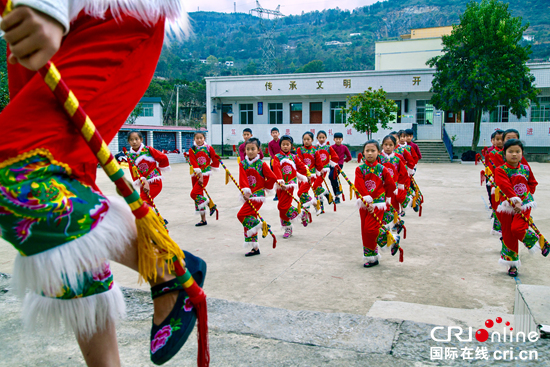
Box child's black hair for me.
[404,129,414,136]
[243,128,253,134]
[271,127,279,133]
[491,129,505,139]
[245,137,261,149]
[363,139,381,152]
[503,139,523,154]
[317,130,327,138]
[382,135,397,146]
[503,129,520,141]
[302,131,314,141]
[279,135,294,146]
[334,132,344,139]
[194,131,205,138]
[390,131,397,135]
[127,130,143,141]
[397,130,406,137]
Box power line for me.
[250,1,285,74]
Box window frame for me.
[330,101,346,124]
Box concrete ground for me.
[1,160,550,366]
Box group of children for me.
[125,125,425,267]
[481,129,548,277]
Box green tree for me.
[126,103,143,125]
[343,87,397,140]
[427,0,539,151]
[299,60,325,73]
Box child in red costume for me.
[238,138,277,256]
[126,131,171,206]
[484,130,505,235]
[355,140,397,268]
[314,130,339,213]
[379,135,408,234]
[0,1,199,366]
[296,132,319,213]
[188,131,220,226]
[494,139,542,277]
[272,135,311,238]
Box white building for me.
[205,27,550,159]
[133,97,164,126]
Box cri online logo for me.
[431,317,540,343]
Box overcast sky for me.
[185,0,380,16]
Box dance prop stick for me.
[34,60,209,366]
[409,176,423,217]
[339,169,404,262]
[183,153,219,220]
[322,175,337,212]
[219,159,277,248]
[388,204,407,239]
[480,162,549,256]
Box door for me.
[416,100,442,140]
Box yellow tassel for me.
[316,199,321,212]
[539,235,545,247]
[225,170,230,185]
[189,165,194,175]
[495,188,500,202]
[237,157,241,164]
[350,185,353,199]
[297,201,302,213]
[135,208,185,284]
[393,210,399,224]
[485,166,491,176]
[328,192,333,203]
[386,230,395,247]
[262,221,268,237]
[208,200,216,209]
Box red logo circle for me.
[475,329,489,342]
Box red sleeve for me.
[494,167,516,200]
[410,147,419,165]
[344,146,352,163]
[259,149,264,159]
[238,162,250,191]
[329,146,339,165]
[149,147,170,170]
[314,150,324,172]
[295,155,309,177]
[272,156,283,181]
[403,150,415,170]
[188,148,200,172]
[239,144,245,161]
[412,143,422,160]
[398,159,410,188]
[526,163,538,194]
[297,148,304,161]
[262,162,278,190]
[357,153,363,164]
[382,167,397,197]
[209,145,220,169]
[354,166,368,198]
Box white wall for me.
[445,122,550,147]
[134,103,163,126]
[375,38,443,71]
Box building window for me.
[392,100,402,123]
[139,103,154,117]
[330,101,346,124]
[269,103,283,124]
[416,100,434,125]
[490,105,509,123]
[290,103,302,124]
[240,104,253,124]
[531,97,550,122]
[310,102,323,124]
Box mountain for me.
[156,0,550,81]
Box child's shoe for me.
[195,220,207,227]
[363,260,379,268]
[245,248,260,257]
[508,266,518,277]
[301,213,308,227]
[283,227,293,239]
[334,197,341,204]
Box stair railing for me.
[442,127,454,162]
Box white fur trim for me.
[296,172,308,183]
[12,196,135,298]
[193,168,202,174]
[329,160,337,167]
[196,197,210,211]
[245,155,261,165]
[363,254,381,263]
[246,222,263,237]
[243,241,259,250]
[302,197,318,209]
[23,282,126,338]
[147,176,163,184]
[398,184,404,190]
[365,195,374,203]
[497,201,537,214]
[132,179,142,190]
[356,198,386,211]
[498,258,521,268]
[69,1,190,40]
[277,179,285,186]
[491,186,495,194]
[129,143,145,154]
[242,188,252,196]
[528,244,541,255]
[134,154,156,167]
[265,188,276,197]
[211,167,220,172]
[321,167,330,174]
[159,166,171,173]
[280,158,297,170]
[387,197,393,205]
[407,167,415,176]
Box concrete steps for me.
[415,140,451,163]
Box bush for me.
[461,150,477,161]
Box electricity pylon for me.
[250,1,284,74]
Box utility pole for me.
[250,1,284,74]
[175,84,184,125]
